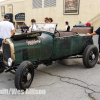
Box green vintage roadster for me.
[0,23,98,90]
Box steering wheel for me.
[55,30,60,37]
[74,32,79,35]
[49,28,54,32]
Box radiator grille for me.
[3,43,11,62]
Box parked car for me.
[0,23,98,90]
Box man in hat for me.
[0,14,15,47]
[85,22,91,27]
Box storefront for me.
[15,13,25,28]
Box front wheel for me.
[0,63,5,73]
[15,61,34,90]
[83,45,99,68]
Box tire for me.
[0,63,4,73]
[83,45,99,68]
[0,52,4,73]
[15,61,34,90]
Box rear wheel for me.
[83,45,98,68]
[15,61,34,90]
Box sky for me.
[0,0,5,2]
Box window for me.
[44,0,56,8]
[1,6,5,16]
[33,0,42,9]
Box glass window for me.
[33,0,42,9]
[44,0,56,8]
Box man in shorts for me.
[87,27,100,64]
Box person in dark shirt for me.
[87,27,100,64]
[49,18,53,23]
[65,21,70,32]
[21,23,29,34]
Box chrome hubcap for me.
[27,73,31,81]
[92,54,95,60]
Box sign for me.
[64,0,80,15]
[15,13,25,20]
[8,4,13,13]
[1,6,5,16]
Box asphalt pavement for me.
[0,33,100,100]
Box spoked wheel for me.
[15,61,34,90]
[21,68,33,89]
[89,51,96,62]
[83,45,99,68]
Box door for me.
[70,35,82,54]
[52,36,72,59]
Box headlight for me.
[8,58,13,67]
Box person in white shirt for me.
[0,15,15,47]
[44,17,50,30]
[27,19,37,33]
[65,21,70,32]
[44,17,55,32]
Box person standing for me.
[43,17,55,32]
[27,19,37,33]
[49,18,53,23]
[65,21,70,32]
[43,17,50,30]
[44,17,50,23]
[0,15,15,47]
[85,22,93,33]
[87,27,100,64]
[85,22,91,27]
[21,23,29,34]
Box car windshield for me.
[31,23,57,34]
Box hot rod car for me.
[0,23,98,90]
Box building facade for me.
[0,0,25,28]
[0,0,100,30]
